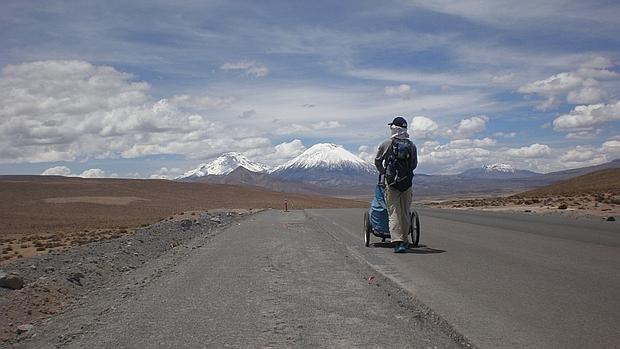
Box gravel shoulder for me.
[0,210,248,345]
[4,209,469,348]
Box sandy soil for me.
[427,193,619,220]
[0,176,366,264]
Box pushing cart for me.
[363,176,420,247]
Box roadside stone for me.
[180,219,193,229]
[210,217,222,224]
[16,324,33,334]
[67,272,85,286]
[0,271,25,290]
[44,266,55,273]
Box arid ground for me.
[0,176,366,264]
[427,168,620,219]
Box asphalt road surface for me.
[46,210,465,349]
[308,207,620,349]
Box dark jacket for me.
[374,138,418,175]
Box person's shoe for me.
[394,242,407,253]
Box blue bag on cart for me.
[370,184,390,233]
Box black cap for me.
[388,116,407,128]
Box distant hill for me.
[188,167,325,195]
[458,163,540,179]
[514,168,620,198]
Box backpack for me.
[385,138,413,192]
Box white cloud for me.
[601,140,620,159]
[552,101,620,131]
[274,139,306,159]
[491,73,515,84]
[565,129,602,140]
[418,138,495,172]
[170,95,235,110]
[452,115,488,138]
[274,123,311,135]
[357,145,375,163]
[220,60,269,77]
[504,143,552,158]
[494,131,516,138]
[409,116,439,140]
[518,56,618,110]
[312,121,343,130]
[560,146,597,162]
[384,84,414,99]
[0,60,239,163]
[566,86,606,105]
[79,168,106,178]
[149,167,183,180]
[41,166,72,176]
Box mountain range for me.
[176,143,620,199]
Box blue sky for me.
[1,0,619,177]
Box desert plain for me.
[0,175,366,264]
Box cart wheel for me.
[363,211,371,247]
[410,210,421,247]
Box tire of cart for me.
[363,211,371,247]
[410,210,420,247]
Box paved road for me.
[53,210,463,348]
[307,207,620,349]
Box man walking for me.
[374,116,418,253]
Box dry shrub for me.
[36,246,46,251]
[558,204,568,210]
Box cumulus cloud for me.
[518,56,618,110]
[565,129,602,140]
[418,138,494,172]
[170,95,235,110]
[312,121,343,129]
[494,131,516,138]
[41,166,72,176]
[40,166,111,178]
[220,60,269,77]
[357,145,374,163]
[552,101,620,132]
[149,167,183,180]
[274,123,310,135]
[601,139,620,159]
[274,139,306,159]
[560,146,598,162]
[0,60,240,163]
[504,143,552,158]
[79,168,106,178]
[451,115,488,138]
[409,116,439,140]
[384,84,414,99]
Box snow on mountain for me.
[458,163,539,179]
[176,152,270,180]
[483,163,516,173]
[271,143,376,185]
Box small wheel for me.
[410,210,421,247]
[363,211,371,247]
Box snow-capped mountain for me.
[271,143,376,185]
[458,163,539,179]
[176,152,270,180]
